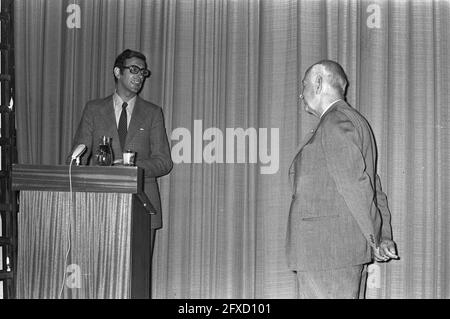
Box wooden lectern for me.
[12,164,154,299]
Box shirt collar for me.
[113,92,136,114]
[320,99,342,118]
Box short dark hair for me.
[307,60,348,96]
[113,49,147,82]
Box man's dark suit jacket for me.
[286,100,392,271]
[68,94,173,229]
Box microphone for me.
[71,144,86,165]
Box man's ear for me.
[315,75,322,95]
[114,67,121,80]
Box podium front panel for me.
[16,190,133,299]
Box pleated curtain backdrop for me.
[13,0,450,298]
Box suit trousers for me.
[150,228,156,298]
[295,264,367,299]
[150,228,156,259]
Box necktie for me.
[118,102,128,151]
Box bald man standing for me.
[286,60,398,298]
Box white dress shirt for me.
[113,92,136,129]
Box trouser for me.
[358,264,368,299]
[150,228,156,259]
[295,264,368,299]
[150,228,156,298]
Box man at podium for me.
[67,49,173,261]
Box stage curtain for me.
[14,0,450,298]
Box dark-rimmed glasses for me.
[123,65,151,77]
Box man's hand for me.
[374,239,399,262]
[113,159,124,165]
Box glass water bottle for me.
[95,136,113,166]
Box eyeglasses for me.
[123,65,151,77]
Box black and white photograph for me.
[0,0,449,306]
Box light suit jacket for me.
[68,95,173,229]
[286,100,392,271]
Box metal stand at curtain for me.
[12,164,154,299]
